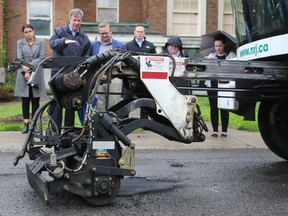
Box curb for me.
[0,126,266,153]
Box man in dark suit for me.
[125,24,156,119]
[126,24,156,54]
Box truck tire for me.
[258,100,288,160]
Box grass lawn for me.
[0,97,259,132]
[0,98,82,131]
[0,100,24,131]
[196,96,259,132]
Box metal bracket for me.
[119,143,135,169]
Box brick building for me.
[0,0,234,75]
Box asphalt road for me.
[1,149,288,216]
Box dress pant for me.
[50,70,74,132]
[22,86,40,119]
[207,81,229,133]
[51,103,75,132]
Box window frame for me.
[96,0,119,22]
[167,0,207,36]
[27,0,52,38]
[218,0,235,36]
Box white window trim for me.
[167,0,173,35]
[96,0,119,22]
[199,0,207,35]
[167,0,206,36]
[218,0,225,30]
[27,0,53,39]
[218,0,235,35]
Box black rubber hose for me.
[85,52,117,68]
[13,98,55,166]
[85,51,140,72]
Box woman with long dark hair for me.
[14,24,46,133]
[204,35,236,138]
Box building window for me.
[219,0,235,35]
[96,0,118,22]
[27,0,52,36]
[167,0,206,36]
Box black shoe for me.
[21,123,29,134]
[211,132,218,138]
[220,133,227,138]
[33,127,40,133]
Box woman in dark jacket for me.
[164,36,186,57]
[163,36,190,94]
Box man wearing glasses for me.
[91,21,126,54]
[89,21,126,113]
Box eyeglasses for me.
[24,30,33,34]
[99,32,111,36]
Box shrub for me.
[0,70,16,101]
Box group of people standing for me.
[14,8,234,139]
[14,8,158,134]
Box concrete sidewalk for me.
[0,125,267,153]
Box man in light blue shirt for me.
[78,22,126,124]
[91,21,126,55]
